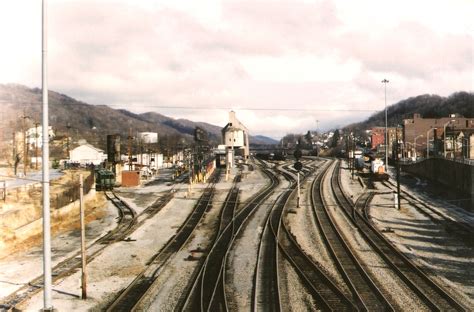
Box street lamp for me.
[443,119,455,158]
[426,128,437,159]
[414,134,423,159]
[382,79,389,167]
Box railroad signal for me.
[294,161,303,171]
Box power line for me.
[102,104,380,113]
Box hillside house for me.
[69,144,106,165]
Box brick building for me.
[403,114,474,159]
[371,127,402,158]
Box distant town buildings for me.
[25,125,54,148]
[368,114,474,160]
[371,127,403,157]
[137,132,158,144]
[403,113,474,159]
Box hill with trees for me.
[345,91,473,133]
[0,84,275,160]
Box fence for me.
[50,172,94,209]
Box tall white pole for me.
[382,79,389,168]
[42,0,53,309]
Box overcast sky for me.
[0,0,472,139]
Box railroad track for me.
[1,190,141,309]
[274,162,357,311]
[181,161,279,311]
[253,159,355,311]
[106,171,221,311]
[381,179,473,237]
[332,160,468,311]
[312,160,392,311]
[175,173,241,312]
[252,165,292,312]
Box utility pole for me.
[35,122,40,170]
[66,122,71,161]
[382,79,389,168]
[79,174,87,299]
[21,109,31,176]
[396,126,401,210]
[42,0,53,309]
[12,129,17,175]
[351,135,355,180]
[128,128,133,170]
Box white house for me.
[69,144,106,165]
[25,126,54,148]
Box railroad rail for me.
[181,161,279,311]
[106,171,221,311]
[332,160,467,311]
[278,162,357,311]
[313,160,392,310]
[175,173,241,312]
[1,190,141,310]
[381,179,473,237]
[252,165,291,312]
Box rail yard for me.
[0,157,473,311]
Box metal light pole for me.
[443,120,455,158]
[42,0,53,310]
[395,126,401,210]
[382,79,389,168]
[426,128,436,159]
[414,134,423,159]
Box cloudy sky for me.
[0,0,472,139]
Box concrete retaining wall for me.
[0,190,106,258]
[401,158,474,211]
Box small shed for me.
[122,171,140,187]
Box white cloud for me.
[240,54,361,83]
[0,0,472,139]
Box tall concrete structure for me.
[221,111,250,170]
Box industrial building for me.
[69,143,106,166]
[221,111,250,170]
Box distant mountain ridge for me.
[0,84,277,149]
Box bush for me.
[52,159,60,169]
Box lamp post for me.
[414,134,423,159]
[382,79,389,167]
[395,125,401,210]
[426,128,437,159]
[443,119,455,158]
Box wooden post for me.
[1,180,5,201]
[79,174,87,299]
